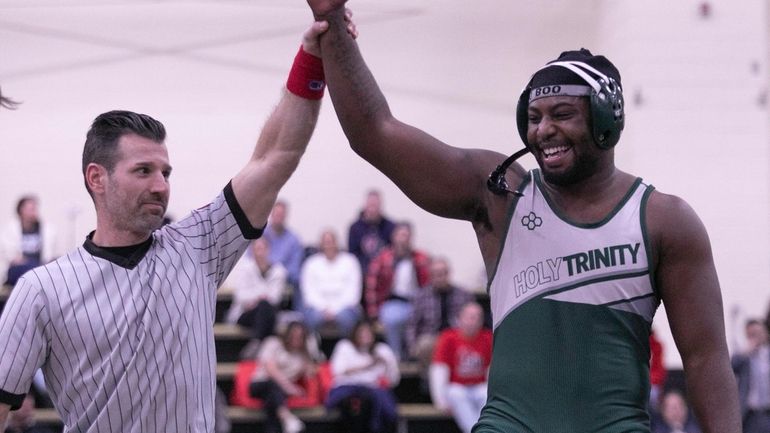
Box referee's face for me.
[103,134,171,240]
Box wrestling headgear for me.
[487,49,624,196]
[515,48,625,150]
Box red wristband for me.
[286,46,325,100]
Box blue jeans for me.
[379,299,413,360]
[302,305,362,336]
[326,385,397,433]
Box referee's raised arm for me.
[230,18,354,229]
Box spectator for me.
[365,222,430,359]
[732,318,770,433]
[651,390,702,433]
[429,302,492,433]
[250,321,318,433]
[263,201,304,306]
[225,238,287,342]
[0,196,60,286]
[300,229,362,336]
[348,190,395,275]
[405,257,475,369]
[326,320,400,433]
[4,395,54,433]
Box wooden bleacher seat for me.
[214,323,251,339]
[32,402,460,433]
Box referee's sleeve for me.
[0,276,49,409]
[223,181,264,240]
[171,183,263,289]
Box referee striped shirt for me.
[0,182,261,433]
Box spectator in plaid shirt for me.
[405,257,475,370]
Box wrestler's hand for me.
[307,0,348,17]
[301,8,357,57]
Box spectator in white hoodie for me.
[300,229,362,335]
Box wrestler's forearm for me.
[683,353,741,433]
[317,8,392,149]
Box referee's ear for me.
[85,163,108,196]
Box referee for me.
[0,20,351,433]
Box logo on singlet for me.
[521,212,543,230]
[511,242,642,298]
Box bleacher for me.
[0,286,461,433]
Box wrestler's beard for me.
[540,148,601,186]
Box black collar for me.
[83,231,153,269]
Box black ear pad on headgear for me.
[588,75,624,149]
[515,50,625,150]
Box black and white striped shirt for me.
[0,183,261,432]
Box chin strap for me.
[487,147,529,196]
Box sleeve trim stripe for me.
[223,181,264,240]
[0,388,25,410]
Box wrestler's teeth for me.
[543,146,569,157]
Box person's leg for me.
[368,387,398,433]
[291,283,304,311]
[238,300,278,340]
[379,300,412,360]
[469,383,488,417]
[446,383,479,433]
[251,300,277,339]
[301,306,325,333]
[413,334,437,393]
[337,387,371,433]
[249,380,284,433]
[237,307,257,329]
[277,405,305,433]
[335,306,362,336]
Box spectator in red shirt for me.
[429,302,493,433]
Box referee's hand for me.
[302,8,357,57]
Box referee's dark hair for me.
[82,110,166,197]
